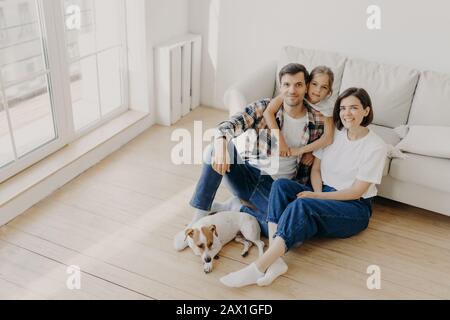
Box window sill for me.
[0,110,151,225]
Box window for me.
[0,8,7,43]
[0,0,128,182]
[0,0,58,171]
[63,0,128,132]
[17,2,34,38]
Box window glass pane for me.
[95,0,121,51]
[63,0,127,132]
[64,0,96,60]
[70,56,100,130]
[64,0,122,59]
[0,0,46,84]
[98,47,122,115]
[0,96,15,167]
[5,74,56,157]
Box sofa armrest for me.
[223,60,277,117]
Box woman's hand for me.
[297,191,320,199]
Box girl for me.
[264,66,335,184]
[220,87,388,287]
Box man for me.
[174,63,326,250]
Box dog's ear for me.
[210,225,218,237]
[184,228,194,242]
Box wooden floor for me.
[1,106,450,300]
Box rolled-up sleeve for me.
[214,99,269,142]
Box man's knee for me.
[203,144,214,165]
[203,141,238,166]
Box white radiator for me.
[154,34,202,126]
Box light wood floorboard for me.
[1,106,449,299]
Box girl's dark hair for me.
[333,87,374,130]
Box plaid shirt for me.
[215,98,327,184]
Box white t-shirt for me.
[313,128,388,199]
[310,98,334,117]
[273,112,308,180]
[250,112,308,180]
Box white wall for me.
[189,0,222,110]
[147,0,189,120]
[190,0,450,110]
[127,0,189,120]
[147,0,190,46]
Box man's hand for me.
[297,191,319,199]
[212,138,231,176]
[301,152,315,166]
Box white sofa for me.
[224,46,450,217]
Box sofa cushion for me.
[340,58,419,128]
[369,124,401,146]
[368,124,398,176]
[389,153,450,194]
[276,46,346,108]
[408,70,450,126]
[396,125,450,159]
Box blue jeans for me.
[268,179,373,251]
[190,142,273,236]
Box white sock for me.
[189,209,210,226]
[173,229,189,251]
[220,263,264,288]
[256,258,288,287]
[211,196,242,213]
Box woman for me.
[220,87,388,288]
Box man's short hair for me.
[279,63,310,84]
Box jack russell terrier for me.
[184,211,265,273]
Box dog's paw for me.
[203,263,213,274]
[241,251,249,258]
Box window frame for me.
[60,0,129,140]
[0,0,129,183]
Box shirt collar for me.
[276,99,317,127]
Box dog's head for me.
[185,225,220,273]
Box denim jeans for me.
[189,142,273,236]
[268,179,373,251]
